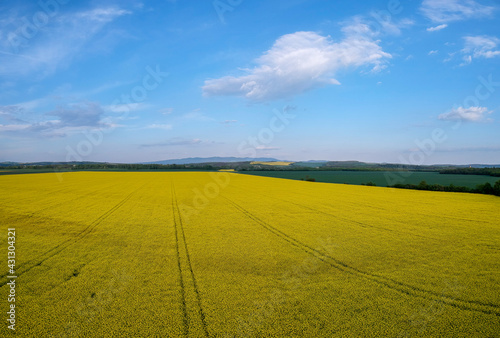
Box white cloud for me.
[47,103,104,127]
[0,105,27,123]
[438,106,492,122]
[146,124,173,130]
[444,52,457,62]
[160,108,174,115]
[104,103,144,113]
[203,23,392,102]
[0,102,112,137]
[445,35,500,65]
[421,0,495,23]
[427,24,448,32]
[461,55,473,65]
[76,8,131,22]
[182,109,214,122]
[462,35,500,61]
[256,146,280,150]
[0,7,131,77]
[366,13,414,36]
[428,50,439,55]
[0,124,31,132]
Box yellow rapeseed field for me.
[0,171,499,337]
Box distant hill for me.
[0,162,19,167]
[1,159,498,168]
[143,157,279,165]
[0,161,103,167]
[324,161,375,168]
[292,161,328,168]
[468,164,500,168]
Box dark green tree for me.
[494,180,500,196]
[418,181,428,190]
[476,182,494,195]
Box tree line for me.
[391,180,500,196]
[3,163,215,171]
[439,167,500,177]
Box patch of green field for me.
[240,170,499,188]
[0,169,70,176]
[250,161,294,166]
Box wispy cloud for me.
[47,103,104,127]
[427,24,448,32]
[182,109,214,122]
[461,35,500,64]
[428,50,439,55]
[76,8,131,22]
[444,51,457,62]
[421,0,495,23]
[104,103,144,113]
[0,105,26,123]
[365,13,414,36]
[203,17,398,102]
[438,106,492,122]
[146,124,173,130]
[256,146,280,150]
[0,124,32,132]
[0,102,111,137]
[160,108,174,115]
[0,6,131,78]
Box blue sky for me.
[0,0,499,164]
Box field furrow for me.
[171,182,210,337]
[0,184,141,286]
[0,171,498,337]
[222,194,500,318]
[230,183,441,242]
[171,185,189,336]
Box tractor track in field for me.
[0,185,81,211]
[171,182,209,337]
[230,184,439,242]
[235,173,496,225]
[24,183,123,217]
[223,196,500,317]
[283,198,440,242]
[257,189,495,246]
[6,187,117,221]
[234,184,499,252]
[0,185,144,287]
[171,185,189,336]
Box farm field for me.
[240,170,500,188]
[250,161,294,166]
[1,171,499,337]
